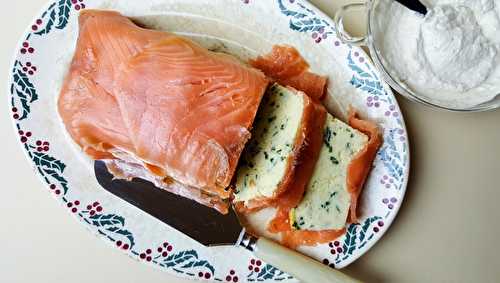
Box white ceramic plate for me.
[7,0,409,282]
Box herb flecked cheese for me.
[233,84,305,204]
[290,114,368,231]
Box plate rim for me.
[6,0,410,281]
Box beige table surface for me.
[1,1,499,282]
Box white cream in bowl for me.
[373,0,500,109]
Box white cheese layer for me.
[233,84,305,203]
[290,115,368,231]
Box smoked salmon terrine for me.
[58,10,269,214]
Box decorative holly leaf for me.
[347,51,387,97]
[13,89,30,120]
[256,264,281,280]
[56,0,72,30]
[350,76,386,97]
[342,224,357,258]
[359,216,381,243]
[277,0,308,18]
[278,0,326,33]
[164,250,198,267]
[289,17,324,32]
[13,66,38,103]
[42,168,69,194]
[105,226,135,248]
[181,259,215,274]
[89,214,125,227]
[347,52,372,78]
[32,152,66,172]
[42,168,67,183]
[35,9,56,35]
[378,140,404,182]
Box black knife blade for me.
[94,161,244,246]
[395,0,427,15]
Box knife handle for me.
[254,237,362,283]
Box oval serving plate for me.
[7,0,409,282]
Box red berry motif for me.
[86,201,103,216]
[248,259,262,272]
[35,140,50,152]
[21,62,38,76]
[225,270,239,282]
[139,241,172,261]
[21,42,35,54]
[139,248,155,261]
[67,200,80,213]
[12,108,19,119]
[73,0,86,10]
[311,27,327,43]
[49,184,56,190]
[32,18,43,31]
[382,197,397,209]
[329,241,343,255]
[20,42,28,54]
[322,258,335,269]
[18,131,32,143]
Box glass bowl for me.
[333,0,500,112]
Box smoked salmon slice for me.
[250,45,328,101]
[233,86,319,214]
[267,109,381,248]
[58,10,268,213]
[347,110,383,223]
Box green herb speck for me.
[330,156,339,165]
